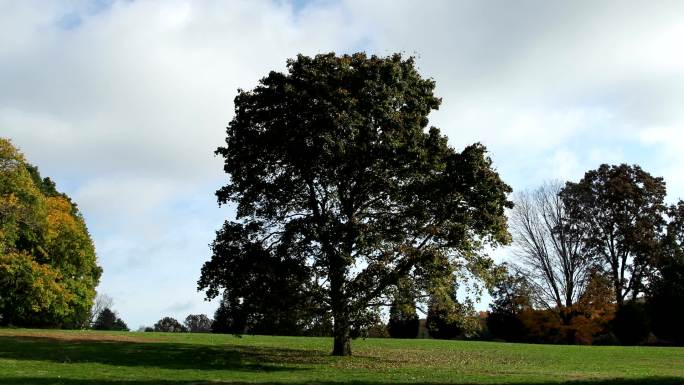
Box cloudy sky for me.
[2,0,683,328]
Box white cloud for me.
[638,125,684,199]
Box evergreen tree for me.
[426,292,464,340]
[92,308,128,331]
[387,279,419,338]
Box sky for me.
[1,0,684,329]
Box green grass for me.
[0,329,682,384]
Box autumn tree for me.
[0,138,101,327]
[560,164,666,306]
[201,53,512,355]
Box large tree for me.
[201,53,512,355]
[0,138,101,328]
[510,181,591,313]
[560,164,666,306]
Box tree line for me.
[486,168,683,345]
[2,52,682,354]
[199,165,684,346]
[197,53,684,354]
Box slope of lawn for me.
[0,329,682,385]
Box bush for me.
[487,311,526,342]
[647,262,684,344]
[612,301,649,345]
[154,317,186,332]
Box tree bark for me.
[329,250,352,356]
[332,317,352,356]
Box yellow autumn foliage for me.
[0,137,100,328]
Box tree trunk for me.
[332,318,352,356]
[329,253,351,356]
[614,278,623,307]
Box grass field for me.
[0,329,682,385]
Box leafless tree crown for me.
[510,181,591,310]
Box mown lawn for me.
[0,329,682,385]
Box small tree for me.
[184,314,213,333]
[154,317,186,333]
[92,308,128,331]
[487,271,532,342]
[90,294,113,325]
[387,279,419,339]
[426,291,465,340]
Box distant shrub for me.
[184,314,213,333]
[154,317,186,333]
[92,308,128,331]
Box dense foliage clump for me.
[154,317,186,333]
[387,279,419,339]
[0,138,101,328]
[92,308,128,331]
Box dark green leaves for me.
[203,53,512,353]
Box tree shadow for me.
[0,335,325,372]
[0,335,682,384]
[0,377,681,385]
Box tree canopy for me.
[184,314,213,333]
[0,138,101,328]
[560,164,666,305]
[200,53,512,355]
[154,317,186,333]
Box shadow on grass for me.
[0,336,682,385]
[0,335,323,372]
[0,378,681,385]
